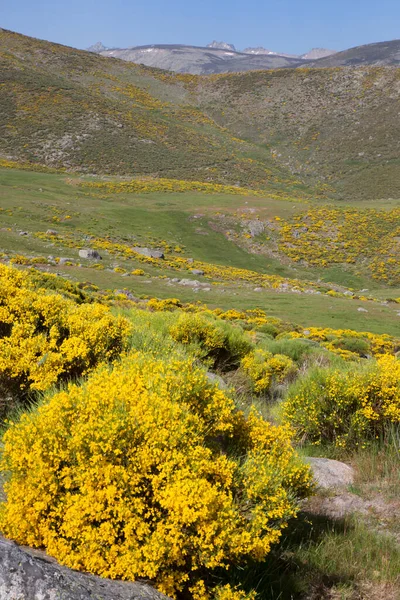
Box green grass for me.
[1,168,400,336]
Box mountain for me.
[91,39,400,73]
[97,44,303,74]
[1,28,399,200]
[207,41,236,51]
[243,47,299,58]
[311,39,400,66]
[87,41,108,53]
[301,48,337,59]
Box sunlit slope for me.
[1,29,400,199]
[0,29,309,196]
[196,68,400,200]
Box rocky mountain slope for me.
[90,39,399,73]
[1,29,399,199]
[96,44,303,74]
[311,39,400,66]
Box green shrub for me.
[169,313,253,369]
[281,355,400,448]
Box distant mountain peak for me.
[87,42,108,53]
[301,48,337,60]
[207,41,236,52]
[242,47,275,55]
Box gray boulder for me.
[58,257,73,265]
[206,372,228,390]
[46,229,58,236]
[247,220,265,237]
[0,536,170,600]
[133,248,164,259]
[306,457,354,490]
[190,269,204,276]
[78,249,102,260]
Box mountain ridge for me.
[87,39,399,73]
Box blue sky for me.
[2,0,399,53]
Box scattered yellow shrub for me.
[241,349,296,393]
[0,264,131,399]
[0,353,312,597]
[282,355,400,447]
[169,313,253,369]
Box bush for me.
[0,353,312,598]
[281,355,400,448]
[0,264,131,406]
[169,313,253,369]
[241,349,296,394]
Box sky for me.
[1,0,399,54]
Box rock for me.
[247,220,265,237]
[190,269,204,276]
[357,307,368,313]
[254,287,263,292]
[46,229,58,236]
[206,372,228,390]
[0,535,170,600]
[344,291,354,296]
[178,279,201,287]
[306,457,354,490]
[187,258,194,264]
[79,249,102,260]
[114,290,139,301]
[171,278,181,283]
[19,231,28,236]
[133,247,164,259]
[58,258,73,265]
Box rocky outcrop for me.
[132,248,164,259]
[0,536,170,600]
[306,457,354,490]
[78,249,102,260]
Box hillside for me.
[0,29,400,199]
[311,38,400,67]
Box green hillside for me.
[1,29,400,199]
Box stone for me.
[46,229,58,236]
[19,231,28,236]
[78,249,102,260]
[357,307,368,313]
[254,287,263,292]
[247,220,265,237]
[133,247,164,259]
[206,372,228,390]
[178,279,201,287]
[58,258,72,265]
[0,535,170,600]
[190,269,204,276]
[305,457,354,490]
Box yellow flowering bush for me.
[241,349,296,393]
[282,355,400,447]
[0,353,312,598]
[169,313,253,369]
[0,264,131,403]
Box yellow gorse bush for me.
[0,353,312,598]
[241,349,296,393]
[169,313,253,369]
[282,354,400,447]
[0,264,131,397]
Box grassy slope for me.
[1,29,400,199]
[1,168,400,336]
[196,67,400,200]
[0,29,308,194]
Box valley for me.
[0,26,399,600]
